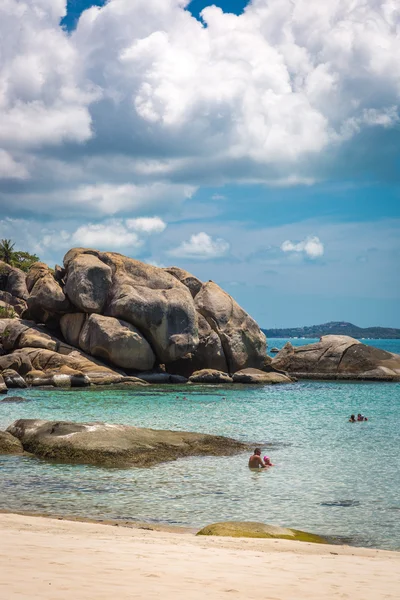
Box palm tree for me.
[0,239,15,265]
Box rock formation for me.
[271,335,400,380]
[0,248,275,388]
[1,247,396,386]
[0,319,148,387]
[6,419,249,467]
[0,261,28,315]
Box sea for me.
[0,338,399,551]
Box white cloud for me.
[0,0,95,153]
[0,0,400,216]
[39,217,167,253]
[70,222,142,249]
[281,236,324,259]
[169,232,230,260]
[126,216,166,234]
[0,150,28,180]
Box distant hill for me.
[262,321,400,339]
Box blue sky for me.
[1,0,399,328]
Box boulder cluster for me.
[271,335,400,381]
[1,248,399,391]
[0,248,290,391]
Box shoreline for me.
[0,512,399,599]
[0,507,196,535]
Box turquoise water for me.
[0,339,399,550]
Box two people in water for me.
[248,448,274,469]
[349,413,368,422]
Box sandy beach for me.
[0,513,399,600]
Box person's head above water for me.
[254,448,262,456]
[263,456,273,466]
[349,414,356,422]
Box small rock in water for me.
[0,396,31,404]
[320,500,361,508]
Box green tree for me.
[0,239,15,265]
[12,250,40,272]
[0,239,39,272]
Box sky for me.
[1,1,399,329]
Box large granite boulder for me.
[25,262,71,322]
[0,431,24,454]
[63,249,199,364]
[196,522,326,543]
[164,266,203,298]
[0,261,29,301]
[189,369,233,384]
[77,314,155,371]
[167,313,228,376]
[7,419,249,467]
[0,291,27,315]
[232,368,293,385]
[272,335,400,380]
[195,281,267,373]
[64,251,113,314]
[60,313,86,347]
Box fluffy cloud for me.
[38,217,167,253]
[0,0,400,217]
[126,217,166,234]
[169,232,230,259]
[281,236,324,259]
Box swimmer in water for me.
[357,413,368,421]
[248,448,271,469]
[263,456,274,467]
[349,414,356,422]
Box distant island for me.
[262,321,400,339]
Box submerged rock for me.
[0,396,30,403]
[232,368,293,385]
[196,522,326,543]
[7,419,249,468]
[272,335,400,380]
[0,431,24,454]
